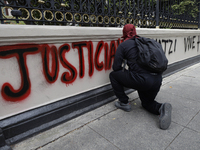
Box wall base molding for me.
[0,55,199,146]
[163,55,200,77]
[0,128,12,150]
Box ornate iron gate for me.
[0,0,199,29]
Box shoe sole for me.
[159,103,172,130]
[115,101,131,112]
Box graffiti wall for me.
[0,25,200,120]
[156,35,200,64]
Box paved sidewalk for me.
[12,63,200,150]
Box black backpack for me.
[133,35,168,73]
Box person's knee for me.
[141,102,151,111]
[141,102,147,109]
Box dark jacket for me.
[112,39,149,75]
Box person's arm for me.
[112,45,124,71]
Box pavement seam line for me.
[35,108,119,150]
[181,74,196,78]
[160,88,200,103]
[162,63,199,85]
[165,127,185,150]
[184,109,200,133]
[183,126,200,134]
[87,125,121,150]
[165,109,200,150]
[162,74,183,86]
[171,118,200,134]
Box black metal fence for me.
[0,0,199,29]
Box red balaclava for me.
[121,24,137,41]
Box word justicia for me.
[0,39,122,102]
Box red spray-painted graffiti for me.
[42,44,60,83]
[0,39,122,102]
[0,44,40,102]
[59,43,78,84]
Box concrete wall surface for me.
[0,24,200,120]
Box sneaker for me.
[115,101,131,112]
[159,103,172,130]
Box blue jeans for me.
[109,69,162,115]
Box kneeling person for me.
[109,24,172,130]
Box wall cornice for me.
[0,25,200,45]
